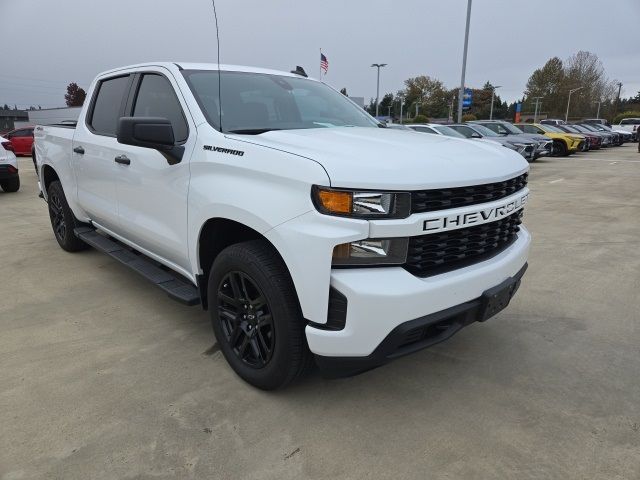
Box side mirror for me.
[117,117,184,165]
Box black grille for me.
[405,212,522,277]
[411,173,528,214]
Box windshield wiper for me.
[227,128,281,135]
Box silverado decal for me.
[204,145,244,156]
[423,193,529,232]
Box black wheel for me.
[47,181,88,252]
[208,240,312,390]
[0,176,19,192]
[554,140,568,157]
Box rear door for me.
[113,69,194,272]
[73,74,133,231]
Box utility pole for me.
[489,85,502,120]
[532,96,543,123]
[595,100,601,119]
[613,82,623,118]
[371,63,387,117]
[457,0,473,123]
[448,96,455,123]
[565,87,583,122]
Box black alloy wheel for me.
[49,189,66,242]
[217,271,275,368]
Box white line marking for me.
[549,178,565,184]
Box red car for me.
[4,126,35,156]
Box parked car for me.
[407,123,468,138]
[471,120,553,160]
[554,124,601,150]
[615,118,640,141]
[515,123,584,156]
[448,123,537,160]
[596,123,633,143]
[540,119,566,126]
[578,123,621,145]
[567,124,612,147]
[0,135,20,192]
[34,62,531,389]
[583,118,610,127]
[3,126,35,156]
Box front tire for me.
[0,176,20,192]
[47,181,88,252]
[554,140,568,157]
[208,240,312,390]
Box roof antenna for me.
[210,0,223,131]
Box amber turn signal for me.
[316,189,353,215]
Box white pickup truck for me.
[615,118,640,141]
[34,62,531,389]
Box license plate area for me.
[479,276,521,322]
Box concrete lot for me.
[1,148,639,479]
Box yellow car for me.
[516,123,584,156]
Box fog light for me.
[332,238,409,266]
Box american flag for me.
[320,53,329,74]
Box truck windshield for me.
[182,70,378,133]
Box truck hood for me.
[232,127,528,190]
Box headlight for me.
[312,186,411,219]
[332,237,409,266]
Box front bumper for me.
[315,263,528,377]
[306,226,531,359]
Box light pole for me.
[489,85,502,120]
[613,82,623,118]
[371,63,387,117]
[399,96,404,124]
[532,96,543,123]
[595,100,601,119]
[387,105,392,118]
[565,87,583,122]
[457,0,473,123]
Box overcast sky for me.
[1,0,638,110]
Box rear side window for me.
[620,119,640,125]
[133,74,188,143]
[89,75,130,136]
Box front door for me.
[113,71,193,273]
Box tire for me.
[0,176,20,192]
[208,240,312,390]
[47,181,89,252]
[554,140,568,157]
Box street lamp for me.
[489,85,502,120]
[531,96,543,123]
[594,100,601,119]
[457,0,473,122]
[565,87,583,122]
[371,63,387,117]
[398,95,404,124]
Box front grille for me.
[411,173,527,214]
[405,211,522,277]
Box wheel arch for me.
[41,164,60,195]
[196,217,300,311]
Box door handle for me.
[73,146,85,154]
[114,155,131,165]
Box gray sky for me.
[1,0,639,109]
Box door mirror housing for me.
[117,117,184,165]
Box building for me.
[0,110,29,133]
[27,107,82,126]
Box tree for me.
[339,87,348,96]
[65,83,86,107]
[404,75,449,118]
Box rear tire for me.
[0,176,20,192]
[208,240,312,390]
[47,181,89,252]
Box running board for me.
[74,227,200,306]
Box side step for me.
[74,227,200,306]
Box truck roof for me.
[97,62,313,80]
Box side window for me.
[412,127,436,134]
[89,75,130,136]
[133,74,188,143]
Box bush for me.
[613,110,640,125]
[409,114,430,124]
[462,113,477,122]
